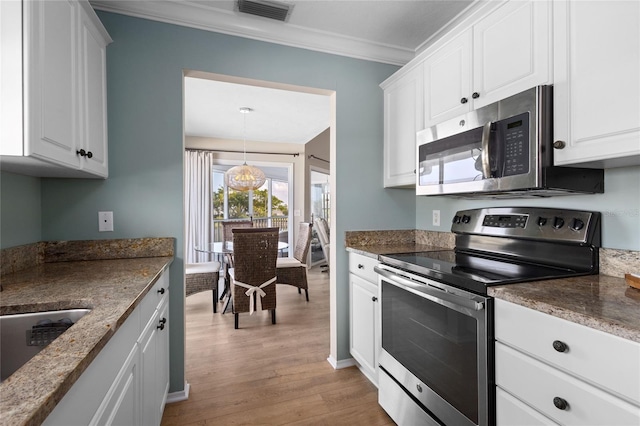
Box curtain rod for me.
[308,154,329,163]
[186,148,300,157]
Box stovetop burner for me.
[380,250,587,295]
[379,207,601,295]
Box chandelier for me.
[226,107,266,191]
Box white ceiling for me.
[91,0,476,145]
[184,77,331,144]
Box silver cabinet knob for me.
[553,140,566,149]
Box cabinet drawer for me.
[496,387,558,426]
[495,299,640,405]
[348,252,379,283]
[139,270,170,323]
[496,342,640,426]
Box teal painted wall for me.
[415,166,640,250]
[0,171,42,248]
[38,12,411,393]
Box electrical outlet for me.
[432,210,441,227]
[98,211,114,232]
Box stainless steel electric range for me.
[374,207,601,426]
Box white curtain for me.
[185,150,214,263]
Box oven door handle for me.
[375,265,485,312]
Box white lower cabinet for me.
[43,269,170,426]
[348,252,380,385]
[494,298,640,426]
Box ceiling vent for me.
[237,0,292,22]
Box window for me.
[211,169,289,241]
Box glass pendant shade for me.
[225,106,266,191]
[226,163,266,191]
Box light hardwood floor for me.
[161,267,394,426]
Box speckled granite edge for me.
[416,230,455,249]
[0,243,45,277]
[1,238,175,277]
[600,248,640,278]
[43,238,175,262]
[345,229,455,249]
[489,275,640,343]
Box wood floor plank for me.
[161,268,394,425]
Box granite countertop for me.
[0,256,173,426]
[489,274,640,343]
[346,243,448,259]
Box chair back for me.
[314,217,330,267]
[233,228,278,304]
[292,222,313,265]
[222,220,253,243]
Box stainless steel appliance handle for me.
[481,122,492,179]
[374,265,485,312]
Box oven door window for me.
[381,281,480,424]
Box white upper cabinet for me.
[0,0,111,178]
[423,30,472,127]
[381,65,424,187]
[423,0,551,128]
[472,0,551,108]
[553,0,640,168]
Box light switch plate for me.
[98,211,114,232]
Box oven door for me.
[375,264,493,426]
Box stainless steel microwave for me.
[416,85,604,198]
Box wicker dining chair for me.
[276,222,313,301]
[229,227,280,329]
[220,219,253,293]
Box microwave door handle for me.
[481,122,492,179]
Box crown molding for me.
[90,0,415,65]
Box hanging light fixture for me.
[226,107,266,191]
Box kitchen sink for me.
[0,309,91,381]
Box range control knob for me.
[452,215,462,224]
[461,215,471,224]
[537,217,548,227]
[570,218,585,231]
[553,217,565,229]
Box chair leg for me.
[234,313,239,329]
[305,288,309,302]
[212,288,217,313]
[297,288,301,294]
[271,309,276,324]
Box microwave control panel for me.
[497,112,530,177]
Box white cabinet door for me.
[156,300,170,414]
[349,273,378,383]
[553,0,640,168]
[423,0,550,128]
[140,280,169,425]
[25,0,81,169]
[383,65,423,187]
[423,30,472,127]
[140,310,160,426]
[92,344,140,426]
[473,0,551,108]
[78,6,109,176]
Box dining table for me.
[194,241,289,313]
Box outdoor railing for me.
[212,216,288,242]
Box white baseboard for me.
[326,355,357,370]
[166,381,190,403]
